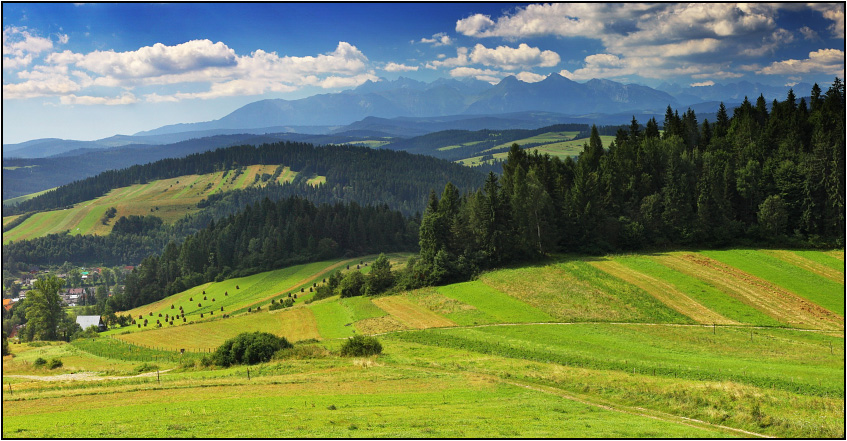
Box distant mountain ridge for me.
[4,76,808,159]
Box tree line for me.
[413,80,845,284]
[112,196,418,310]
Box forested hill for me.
[115,196,418,309]
[7,142,486,217]
[412,80,845,285]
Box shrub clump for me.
[48,358,63,369]
[340,335,382,357]
[213,332,292,367]
[33,357,47,367]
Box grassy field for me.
[3,249,843,437]
[458,135,615,166]
[2,187,55,208]
[2,165,326,244]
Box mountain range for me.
[3,75,805,159]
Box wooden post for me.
[8,383,12,396]
[157,369,160,384]
[713,323,715,334]
[247,367,250,380]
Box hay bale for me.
[183,317,186,322]
[220,306,224,311]
[169,321,173,325]
[310,287,313,292]
[190,297,193,301]
[210,311,214,315]
[301,288,304,293]
[203,296,207,300]
[236,285,240,289]
[158,313,162,317]
[171,305,174,309]
[248,307,252,312]
[138,324,141,328]
[225,291,228,296]
[293,294,298,299]
[203,290,206,294]
[198,303,202,307]
[200,313,204,318]
[212,298,215,302]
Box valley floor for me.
[2,249,844,438]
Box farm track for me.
[396,365,773,438]
[760,249,845,283]
[369,320,844,338]
[589,260,739,325]
[5,369,174,382]
[656,253,844,330]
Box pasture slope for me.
[3,249,844,438]
[2,165,324,244]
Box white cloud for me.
[469,43,559,70]
[690,81,715,87]
[809,3,845,37]
[516,71,547,83]
[6,39,379,103]
[74,40,238,80]
[455,14,495,37]
[3,26,54,70]
[454,3,822,82]
[420,32,452,46]
[449,66,504,83]
[60,92,138,106]
[799,26,818,40]
[383,62,419,72]
[426,47,469,69]
[758,48,845,75]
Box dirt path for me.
[589,260,739,325]
[656,253,844,330]
[5,369,174,382]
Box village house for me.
[76,315,106,332]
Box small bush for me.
[33,357,47,367]
[47,358,63,369]
[135,363,159,374]
[213,332,293,367]
[340,335,382,357]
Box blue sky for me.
[3,3,844,143]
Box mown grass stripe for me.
[700,249,844,315]
[590,259,738,325]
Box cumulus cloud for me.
[419,32,452,46]
[799,26,819,40]
[516,71,547,83]
[5,39,379,103]
[454,3,828,82]
[60,92,138,106]
[758,48,845,75]
[3,26,54,70]
[383,62,419,72]
[469,43,559,70]
[449,66,504,83]
[808,3,845,37]
[426,47,470,69]
[73,40,237,80]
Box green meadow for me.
[2,165,324,244]
[3,249,844,438]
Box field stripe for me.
[761,250,844,283]
[115,306,320,350]
[589,260,738,325]
[657,253,843,330]
[372,296,456,329]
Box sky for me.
[3,2,844,144]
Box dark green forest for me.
[411,81,845,285]
[113,197,418,310]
